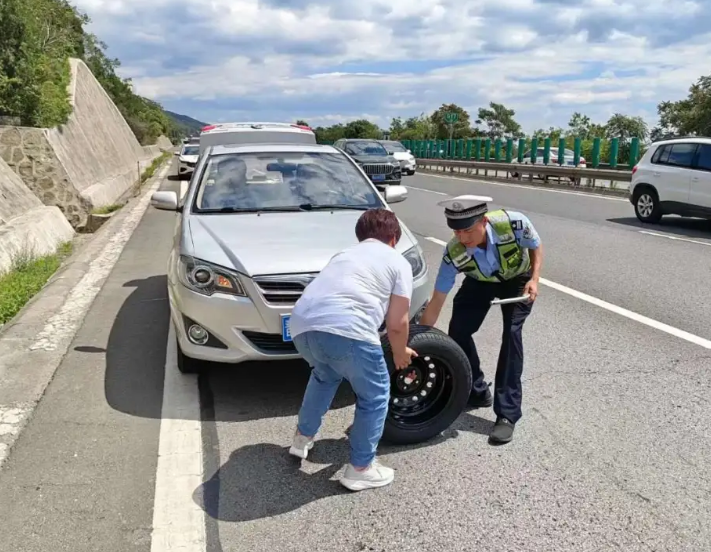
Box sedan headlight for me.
[403,246,427,279]
[178,255,246,296]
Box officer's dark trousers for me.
[447,273,533,424]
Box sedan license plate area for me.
[371,174,385,182]
[281,314,292,342]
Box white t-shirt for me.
[289,239,414,345]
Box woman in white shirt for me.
[288,208,416,492]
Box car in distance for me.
[175,143,200,177]
[333,138,402,188]
[198,122,317,154]
[630,136,711,223]
[379,140,417,175]
[150,143,430,373]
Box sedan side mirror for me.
[151,191,179,211]
[383,185,407,204]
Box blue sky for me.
[73,0,710,133]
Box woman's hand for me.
[394,347,418,370]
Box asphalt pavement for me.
[1,164,711,552]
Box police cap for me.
[437,195,493,230]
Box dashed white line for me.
[419,172,629,202]
[406,185,449,196]
[425,236,711,351]
[151,324,206,552]
[180,180,189,200]
[639,230,711,247]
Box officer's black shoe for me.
[489,417,515,444]
[468,388,493,408]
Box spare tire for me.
[380,324,473,445]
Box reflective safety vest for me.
[443,209,531,282]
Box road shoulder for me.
[0,161,171,467]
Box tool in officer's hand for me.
[490,294,531,305]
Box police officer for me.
[419,195,543,444]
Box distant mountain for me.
[165,110,208,137]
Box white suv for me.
[630,137,711,223]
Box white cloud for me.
[71,0,711,132]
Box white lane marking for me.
[424,236,711,350]
[29,163,172,351]
[180,181,189,200]
[639,230,711,247]
[420,172,629,202]
[406,185,449,196]
[0,405,32,466]
[151,324,206,552]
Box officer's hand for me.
[394,347,418,370]
[523,279,539,302]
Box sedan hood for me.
[185,210,417,276]
[351,154,398,164]
[390,152,413,161]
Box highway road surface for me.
[1,161,711,552]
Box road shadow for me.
[195,422,484,523]
[104,275,170,420]
[608,216,711,241]
[202,359,356,423]
[166,173,184,181]
[103,275,354,421]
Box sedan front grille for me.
[242,331,297,354]
[361,163,394,176]
[253,274,318,305]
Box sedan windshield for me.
[345,141,388,156]
[382,141,407,153]
[192,151,385,212]
[182,146,199,156]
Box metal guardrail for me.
[416,158,632,193]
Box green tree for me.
[657,75,711,137]
[475,102,522,140]
[604,113,648,142]
[566,112,592,138]
[343,119,382,139]
[390,113,435,140]
[430,103,471,139]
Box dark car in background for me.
[333,138,402,188]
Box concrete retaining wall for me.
[0,159,74,274]
[0,58,172,230]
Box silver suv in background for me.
[151,143,430,373]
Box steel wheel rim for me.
[388,353,454,428]
[637,194,654,218]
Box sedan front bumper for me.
[170,266,431,365]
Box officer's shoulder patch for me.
[511,219,523,231]
[523,225,533,239]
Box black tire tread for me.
[176,338,201,374]
[380,324,472,445]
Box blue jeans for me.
[293,330,390,468]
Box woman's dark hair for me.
[355,208,402,244]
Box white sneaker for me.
[288,432,315,459]
[340,459,395,491]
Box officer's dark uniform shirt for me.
[434,211,541,294]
